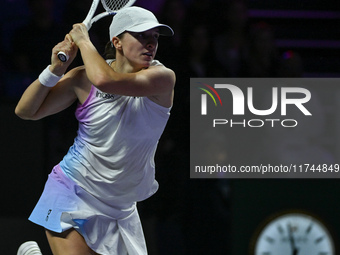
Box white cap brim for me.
[126,22,174,36]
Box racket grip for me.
[57,51,69,62]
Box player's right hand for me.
[51,34,78,75]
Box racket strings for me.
[101,0,134,12]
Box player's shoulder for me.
[66,65,90,84]
[66,65,86,78]
[65,65,91,89]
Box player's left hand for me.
[69,23,90,47]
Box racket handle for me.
[57,51,69,62]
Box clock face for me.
[254,212,335,255]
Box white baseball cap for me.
[109,7,174,40]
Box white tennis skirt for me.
[29,165,147,255]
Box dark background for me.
[1,0,340,254]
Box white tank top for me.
[59,60,171,206]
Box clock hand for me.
[288,224,299,255]
[293,248,299,255]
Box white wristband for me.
[38,65,64,87]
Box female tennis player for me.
[15,6,175,255]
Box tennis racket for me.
[57,0,135,62]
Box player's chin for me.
[135,56,153,69]
[141,60,153,69]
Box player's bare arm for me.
[15,35,80,120]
